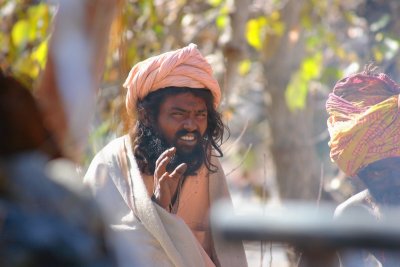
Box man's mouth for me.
[175,132,201,149]
[180,134,195,141]
[178,133,197,144]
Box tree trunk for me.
[223,0,250,104]
[262,0,320,200]
[267,84,320,200]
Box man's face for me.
[358,157,400,205]
[157,92,208,154]
[146,92,208,175]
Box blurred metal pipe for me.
[211,200,400,266]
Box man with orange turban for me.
[327,65,400,266]
[84,43,247,267]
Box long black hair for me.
[130,86,228,175]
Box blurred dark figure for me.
[0,70,117,267]
[327,65,400,266]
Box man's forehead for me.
[161,93,207,109]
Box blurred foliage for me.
[2,0,400,194]
[3,0,400,114]
[286,52,322,111]
[1,0,52,87]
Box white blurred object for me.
[51,0,95,158]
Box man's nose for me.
[183,118,197,132]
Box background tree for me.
[3,0,400,266]
[3,0,400,206]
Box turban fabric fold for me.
[326,70,400,176]
[124,43,221,117]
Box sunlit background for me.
[2,0,400,266]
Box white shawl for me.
[84,135,247,267]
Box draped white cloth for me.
[84,135,247,267]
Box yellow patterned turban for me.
[123,43,221,117]
[326,69,400,176]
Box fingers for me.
[155,147,175,178]
[155,157,169,179]
[157,163,186,209]
[156,147,175,166]
[155,167,184,210]
[158,163,186,185]
[169,163,187,179]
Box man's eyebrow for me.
[170,107,188,112]
[170,107,207,112]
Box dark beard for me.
[139,126,205,176]
[369,187,400,206]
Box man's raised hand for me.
[152,147,187,211]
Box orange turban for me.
[124,43,221,117]
[326,69,400,176]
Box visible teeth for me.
[180,135,195,141]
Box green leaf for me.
[208,0,224,7]
[238,59,251,75]
[216,5,229,30]
[285,72,308,111]
[13,52,39,81]
[285,53,322,111]
[216,13,228,29]
[31,39,48,69]
[269,11,284,36]
[27,3,50,40]
[246,17,267,50]
[301,54,322,80]
[11,19,30,49]
[301,14,313,29]
[153,24,163,35]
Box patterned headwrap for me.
[123,43,221,117]
[326,67,400,176]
